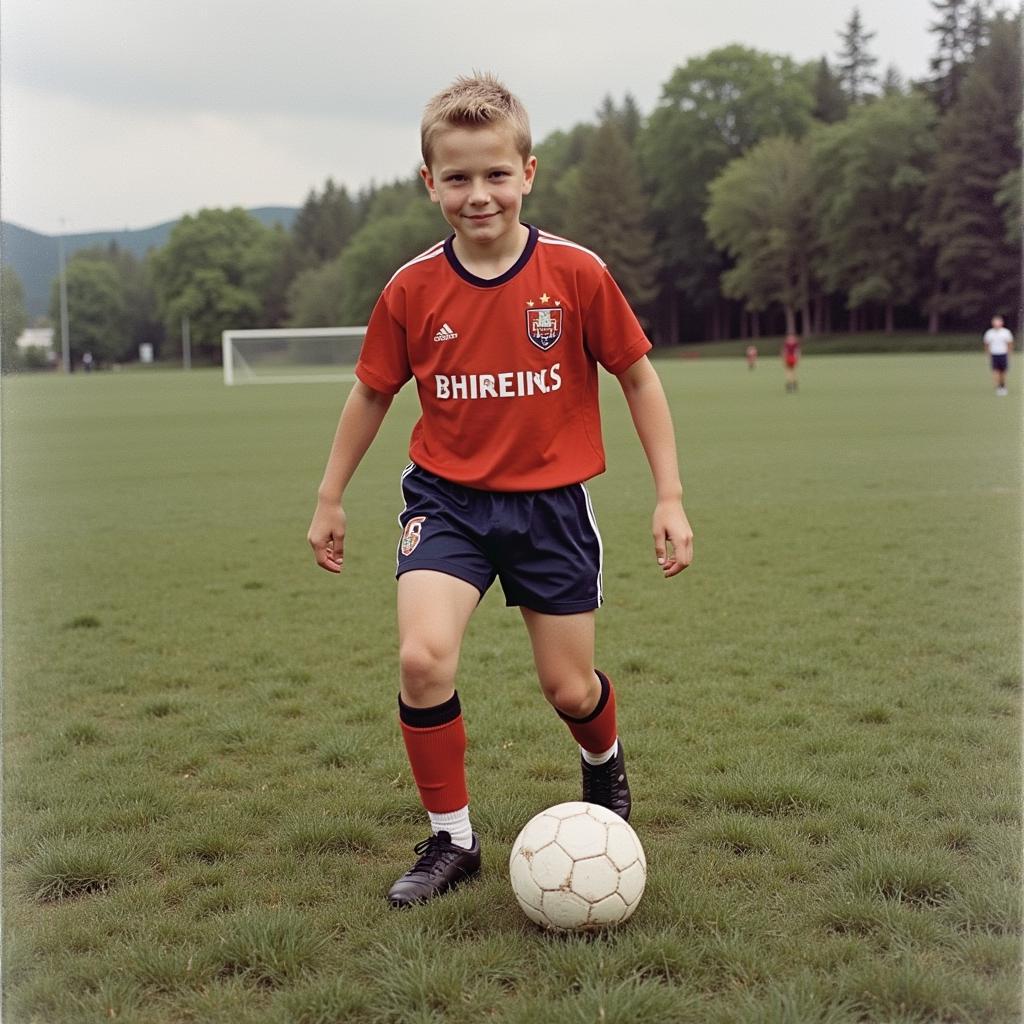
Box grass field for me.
[676,331,981,358]
[2,353,1021,1024]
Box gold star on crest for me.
[539,292,551,304]
[526,299,535,308]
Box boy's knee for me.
[399,637,455,693]
[540,674,600,719]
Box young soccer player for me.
[782,333,800,392]
[983,315,1013,395]
[307,73,693,907]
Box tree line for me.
[3,2,1018,370]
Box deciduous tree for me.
[48,255,125,365]
[287,256,346,327]
[524,123,595,238]
[150,208,278,361]
[706,136,816,336]
[641,45,814,341]
[812,94,937,332]
[1,265,28,372]
[338,198,445,325]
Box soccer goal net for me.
[221,326,367,385]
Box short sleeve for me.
[581,268,652,375]
[354,288,412,396]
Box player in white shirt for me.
[983,315,1013,395]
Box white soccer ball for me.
[508,801,646,931]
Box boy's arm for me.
[615,355,694,578]
[307,380,394,573]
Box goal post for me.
[221,326,367,385]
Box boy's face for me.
[421,125,536,251]
[993,316,1004,328]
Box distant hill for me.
[1,207,299,318]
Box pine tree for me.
[923,14,1021,323]
[927,0,992,111]
[836,7,879,103]
[881,65,906,96]
[963,1,993,56]
[617,94,643,147]
[812,57,849,122]
[292,179,357,266]
[568,115,658,312]
[928,0,969,110]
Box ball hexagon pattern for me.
[508,801,646,931]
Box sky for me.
[1,0,937,236]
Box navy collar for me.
[443,224,538,287]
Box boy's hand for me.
[308,501,347,574]
[653,501,693,578]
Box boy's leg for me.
[520,608,631,821]
[398,568,478,709]
[389,569,482,907]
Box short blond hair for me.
[421,72,532,168]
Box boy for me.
[782,333,800,392]
[307,73,693,907]
[983,315,1013,395]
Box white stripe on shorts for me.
[579,483,604,606]
[395,463,416,572]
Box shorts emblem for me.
[400,516,427,556]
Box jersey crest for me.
[526,306,563,351]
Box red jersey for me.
[355,225,651,491]
[783,336,800,365]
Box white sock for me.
[581,739,618,766]
[428,806,474,849]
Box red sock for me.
[558,670,618,754]
[399,692,469,813]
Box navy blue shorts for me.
[395,464,603,614]
[991,353,1008,372]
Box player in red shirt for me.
[308,73,694,906]
[782,334,800,392]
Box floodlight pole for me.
[57,220,71,373]
[181,315,191,370]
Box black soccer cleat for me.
[386,830,481,908]
[581,741,632,822]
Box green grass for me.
[673,330,980,358]
[2,354,1020,1023]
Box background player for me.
[782,333,800,392]
[983,314,1013,395]
[307,73,693,908]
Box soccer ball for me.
[508,801,646,931]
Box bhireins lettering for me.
[434,364,562,400]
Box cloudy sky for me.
[2,0,936,236]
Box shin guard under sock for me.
[398,691,469,814]
[556,670,618,756]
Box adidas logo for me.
[433,323,459,342]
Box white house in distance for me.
[16,326,54,353]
